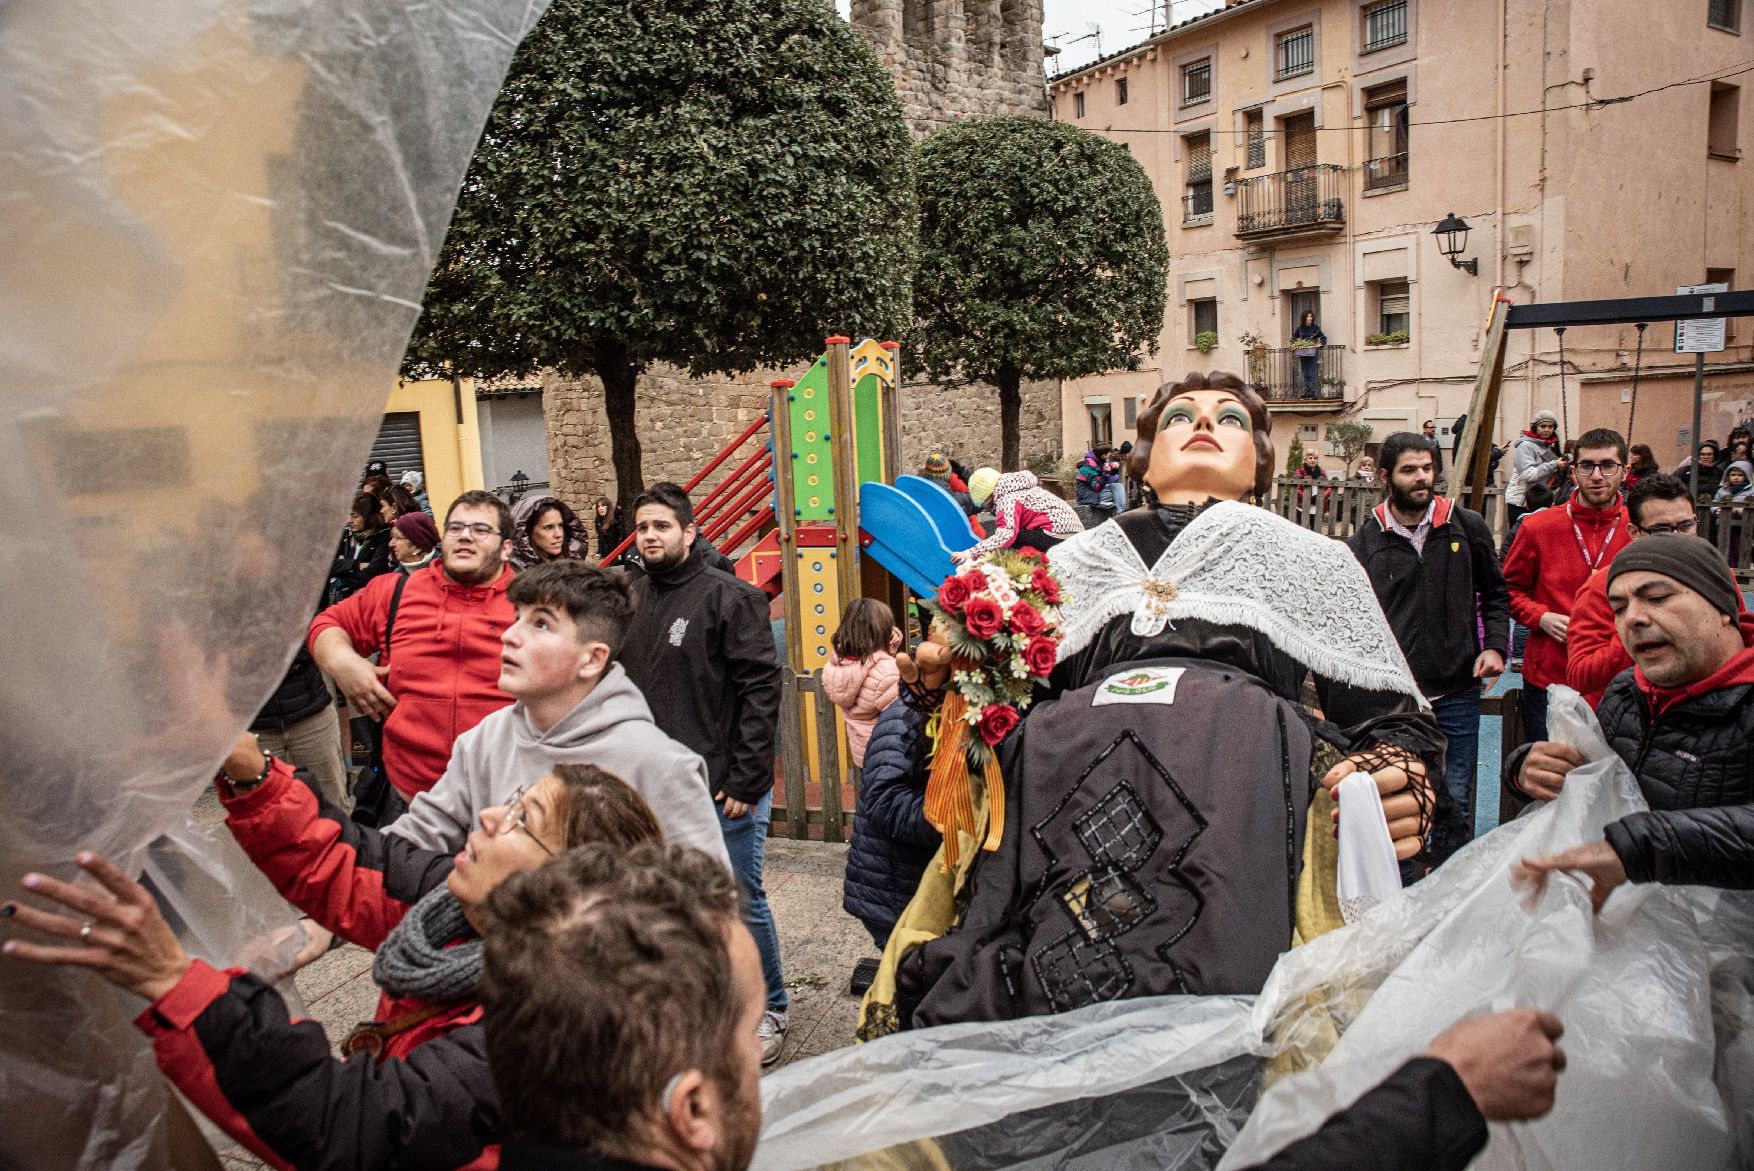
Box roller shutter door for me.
[368,412,426,484]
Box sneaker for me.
[757,1010,788,1066]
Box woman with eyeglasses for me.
[1,746,662,1170]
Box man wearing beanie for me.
[1503,427,1633,742]
[1511,534,1754,906]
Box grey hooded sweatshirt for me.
[384,662,729,868]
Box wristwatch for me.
[219,745,275,794]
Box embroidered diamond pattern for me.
[1032,927,1132,1013]
[1075,780,1163,870]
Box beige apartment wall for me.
[1053,0,1754,476]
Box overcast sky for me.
[834,1,1225,77]
[1043,0,1224,73]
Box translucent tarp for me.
[755,687,1754,1170]
[0,1,545,1165]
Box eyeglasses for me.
[1575,461,1623,478]
[1635,518,1698,536]
[502,784,554,856]
[445,522,502,538]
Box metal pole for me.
[1689,351,1705,501]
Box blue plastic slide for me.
[858,475,977,597]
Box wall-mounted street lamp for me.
[1432,211,1479,276]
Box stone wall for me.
[544,362,1065,523]
[850,0,1049,137]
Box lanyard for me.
[1567,502,1621,572]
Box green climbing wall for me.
[786,354,836,523]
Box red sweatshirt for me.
[309,563,515,797]
[1503,500,1632,690]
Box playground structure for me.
[609,336,980,838]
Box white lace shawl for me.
[1049,502,1426,705]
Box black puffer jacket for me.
[843,696,939,948]
[1595,661,1754,889]
[250,646,331,732]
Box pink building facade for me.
[1050,0,1754,473]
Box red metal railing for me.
[600,411,774,566]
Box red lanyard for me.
[1567,502,1621,572]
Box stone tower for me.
[851,0,1049,136]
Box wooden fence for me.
[766,481,1751,841]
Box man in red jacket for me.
[1566,474,1713,706]
[1502,428,1632,742]
[311,489,517,799]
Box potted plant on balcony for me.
[1194,330,1218,354]
[1238,329,1268,388]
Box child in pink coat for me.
[820,598,902,768]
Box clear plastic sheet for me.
[1222,686,1754,1169]
[754,687,1753,1170]
[0,1,545,1165]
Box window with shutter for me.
[1364,81,1410,189]
[1184,133,1213,221]
[1377,281,1411,337]
[1245,111,1266,169]
[1710,0,1741,32]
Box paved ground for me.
[203,835,867,1168]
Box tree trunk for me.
[997,361,1022,471]
[596,340,645,520]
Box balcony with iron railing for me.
[1363,152,1408,192]
[1244,344,1347,404]
[1234,164,1346,241]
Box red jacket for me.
[1503,501,1632,689]
[309,563,515,797]
[136,760,498,1169]
[1566,566,1628,707]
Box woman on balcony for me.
[1291,310,1326,399]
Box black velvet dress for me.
[893,503,1442,1028]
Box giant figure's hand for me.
[896,636,952,692]
[1323,748,1432,860]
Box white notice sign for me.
[1676,283,1729,353]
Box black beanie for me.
[1607,534,1741,620]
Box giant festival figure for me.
[864,371,1442,1034]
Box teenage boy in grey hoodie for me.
[384,560,728,868]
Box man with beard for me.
[311,490,518,800]
[481,843,765,1171]
[1350,432,1509,866]
[619,482,788,1064]
[1502,428,1633,743]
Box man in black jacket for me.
[1513,534,1754,905]
[620,482,789,1063]
[1350,432,1510,866]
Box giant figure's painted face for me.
[1129,372,1274,502]
[1146,390,1259,504]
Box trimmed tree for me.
[1325,420,1374,475]
[405,0,914,512]
[910,116,1167,469]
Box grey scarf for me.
[372,884,482,1004]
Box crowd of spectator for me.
[1,414,1749,1171]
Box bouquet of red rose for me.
[917,547,1063,868]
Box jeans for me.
[1104,481,1129,514]
[1520,684,1550,746]
[1298,355,1321,398]
[1427,690,1481,867]
[258,708,350,809]
[719,790,788,1012]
